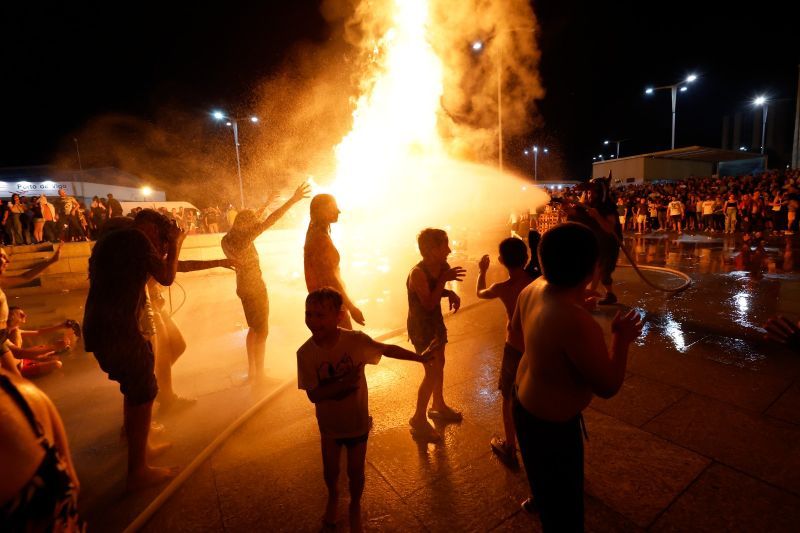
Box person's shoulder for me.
[297,336,318,357]
[346,329,374,344]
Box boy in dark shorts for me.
[83,209,184,491]
[510,223,642,531]
[476,237,534,466]
[298,287,433,532]
[407,228,466,441]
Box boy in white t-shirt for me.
[298,287,434,532]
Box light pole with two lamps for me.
[212,110,259,209]
[470,27,535,172]
[753,96,769,155]
[603,138,627,159]
[645,74,698,150]
[524,145,548,182]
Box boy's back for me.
[514,278,598,421]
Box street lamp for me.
[523,145,548,182]
[645,74,698,149]
[141,186,152,202]
[471,27,535,173]
[753,96,769,155]
[211,110,260,209]
[603,138,627,159]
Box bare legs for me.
[124,398,177,491]
[501,394,516,453]
[411,346,457,437]
[246,326,267,381]
[321,436,367,532]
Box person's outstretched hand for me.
[292,182,312,203]
[350,306,366,326]
[440,266,466,283]
[764,315,800,352]
[478,254,490,273]
[611,309,643,345]
[419,338,441,364]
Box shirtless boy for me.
[476,237,534,465]
[510,223,642,531]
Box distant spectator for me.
[106,193,123,218]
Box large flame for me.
[329,0,444,208]
[305,0,548,333]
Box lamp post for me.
[212,110,259,209]
[524,145,548,182]
[645,74,697,149]
[471,27,535,173]
[603,138,627,159]
[754,96,769,155]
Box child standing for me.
[407,228,466,441]
[298,288,433,532]
[510,223,642,531]
[476,238,534,466]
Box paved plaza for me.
[14,233,800,532]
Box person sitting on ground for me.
[2,307,76,379]
[510,222,642,531]
[407,228,466,441]
[297,287,434,532]
[222,182,310,382]
[0,368,82,530]
[476,237,534,467]
[304,194,365,329]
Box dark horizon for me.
[1,0,797,183]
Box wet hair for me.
[499,237,528,268]
[538,223,599,288]
[232,209,257,231]
[309,194,337,224]
[134,208,174,244]
[417,228,448,256]
[306,287,343,311]
[8,306,22,315]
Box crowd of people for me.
[2,168,800,532]
[1,190,239,246]
[607,169,799,235]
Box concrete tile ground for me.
[15,233,800,531]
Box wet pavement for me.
[11,230,800,531]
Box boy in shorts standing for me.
[510,223,642,531]
[407,228,466,441]
[298,287,433,532]
[476,237,534,466]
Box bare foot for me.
[349,504,363,533]
[147,441,173,459]
[323,495,338,527]
[127,465,179,492]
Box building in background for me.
[592,146,765,186]
[0,166,165,204]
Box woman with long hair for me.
[222,183,310,381]
[303,194,365,328]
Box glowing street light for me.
[471,27,535,172]
[754,95,769,155]
[211,110,260,208]
[644,73,698,149]
[603,138,627,158]
[524,145,548,182]
[141,186,152,201]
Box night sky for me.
[1,0,797,182]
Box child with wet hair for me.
[297,287,433,532]
[510,222,642,530]
[407,228,466,441]
[476,237,534,466]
